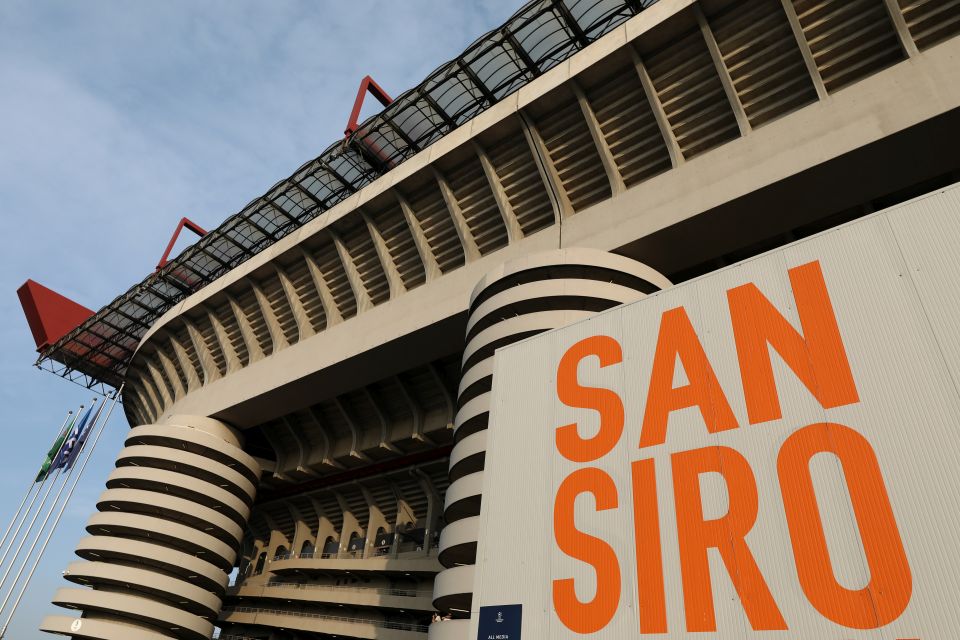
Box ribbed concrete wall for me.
[40,415,260,640]
[121,0,960,429]
[431,248,670,632]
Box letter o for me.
[777,422,912,629]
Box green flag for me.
[35,414,75,483]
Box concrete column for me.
[431,249,671,628]
[41,415,261,640]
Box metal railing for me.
[236,541,439,586]
[221,606,429,632]
[274,540,436,562]
[256,581,432,597]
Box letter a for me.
[641,307,738,448]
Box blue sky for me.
[0,1,518,635]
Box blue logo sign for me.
[477,604,522,640]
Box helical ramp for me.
[40,415,260,640]
[430,248,670,635]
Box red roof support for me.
[156,217,208,270]
[344,75,394,137]
[17,280,95,352]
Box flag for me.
[64,401,102,470]
[35,413,76,483]
[50,405,94,473]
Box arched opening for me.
[322,536,338,558]
[254,552,266,575]
[273,545,288,561]
[300,539,315,558]
[347,532,365,557]
[374,527,394,556]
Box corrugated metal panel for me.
[472,182,960,637]
[886,186,960,390]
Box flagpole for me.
[0,469,65,595]
[0,399,95,594]
[0,411,73,562]
[0,485,37,569]
[0,404,84,576]
[0,388,121,638]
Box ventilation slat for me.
[336,221,392,305]
[171,321,205,381]
[285,257,327,334]
[486,132,554,235]
[236,286,273,357]
[446,159,508,255]
[899,0,960,49]
[156,339,190,392]
[585,63,671,186]
[644,30,740,159]
[309,241,358,320]
[370,205,426,291]
[710,0,818,127]
[261,273,299,346]
[791,0,904,92]
[534,98,611,212]
[406,182,465,273]
[214,299,249,367]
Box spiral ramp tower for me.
[429,249,670,638]
[40,415,260,640]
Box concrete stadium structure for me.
[34,0,960,637]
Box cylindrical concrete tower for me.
[40,415,260,640]
[430,249,670,636]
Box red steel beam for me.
[344,75,394,137]
[156,216,208,270]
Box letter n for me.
[728,260,859,425]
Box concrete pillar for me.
[40,415,261,640]
[431,248,670,628]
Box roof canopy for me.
[37,0,659,391]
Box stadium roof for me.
[36,0,659,392]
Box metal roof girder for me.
[376,110,422,154]
[286,177,327,210]
[454,58,498,105]
[259,198,301,228]
[418,86,458,130]
[550,0,591,46]
[502,26,542,78]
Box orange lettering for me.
[557,336,624,462]
[728,260,859,425]
[632,458,667,633]
[641,307,738,448]
[672,446,787,632]
[778,422,912,629]
[553,467,621,633]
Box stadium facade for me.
[26,0,960,638]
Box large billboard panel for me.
[472,186,960,638]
